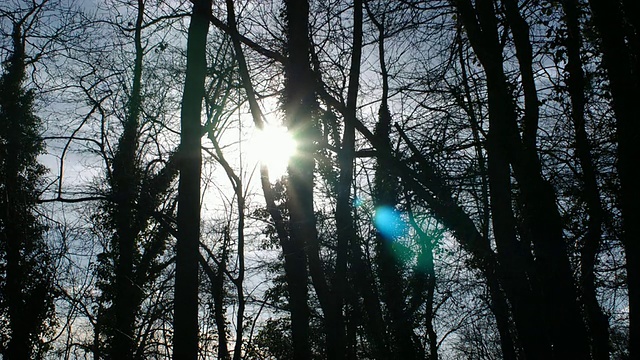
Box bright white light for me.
[247,124,297,179]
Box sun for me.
[246,124,297,179]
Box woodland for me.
[0,0,638,359]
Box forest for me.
[0,0,638,359]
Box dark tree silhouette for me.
[281,1,314,358]
[561,1,610,358]
[588,1,640,358]
[173,0,211,358]
[453,0,590,357]
[0,15,54,360]
[95,0,179,357]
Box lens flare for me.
[373,206,407,240]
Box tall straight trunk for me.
[588,1,640,357]
[562,1,610,359]
[316,90,390,359]
[3,119,31,360]
[284,5,341,356]
[233,194,245,360]
[3,133,31,360]
[486,120,551,359]
[479,35,551,356]
[423,253,438,360]
[454,0,590,358]
[282,1,314,358]
[344,288,360,360]
[345,214,390,358]
[373,112,421,360]
[94,309,102,360]
[330,0,364,358]
[110,1,144,358]
[173,1,211,359]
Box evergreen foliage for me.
[0,23,55,359]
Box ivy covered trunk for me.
[0,20,54,360]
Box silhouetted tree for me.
[92,2,179,358]
[0,12,55,360]
[588,1,640,357]
[173,0,212,358]
[281,1,315,358]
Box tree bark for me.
[199,244,230,360]
[406,206,439,360]
[224,2,312,357]
[502,0,539,150]
[456,38,518,360]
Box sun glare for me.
[247,124,297,179]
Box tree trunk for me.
[561,1,610,358]
[502,0,539,150]
[110,1,144,358]
[173,0,211,358]
[456,37,518,360]
[199,246,230,360]
[406,209,439,360]
[224,2,312,357]
[588,1,640,357]
[454,0,591,357]
[282,1,314,358]
[329,0,364,357]
[1,19,52,360]
[367,6,422,358]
